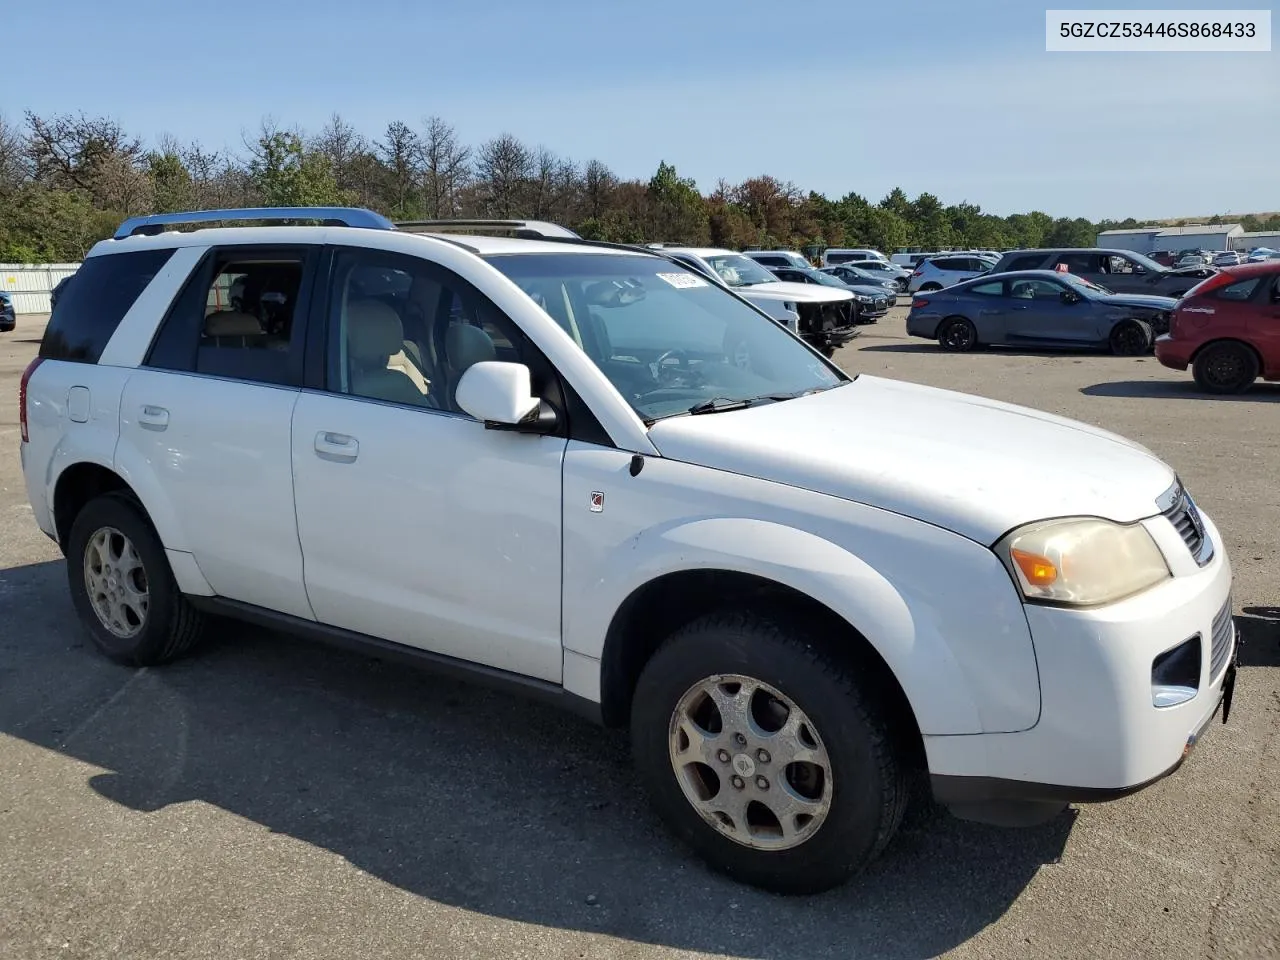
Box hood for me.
[647,375,1174,545]
[1095,292,1178,311]
[847,284,893,297]
[737,280,853,303]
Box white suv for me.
[20,207,1238,895]
[906,254,996,292]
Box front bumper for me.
[927,505,1236,809]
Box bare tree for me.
[24,111,148,210]
[0,113,27,190]
[582,159,618,221]
[421,116,470,218]
[474,132,531,218]
[313,112,368,197]
[378,121,423,216]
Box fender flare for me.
[564,516,985,735]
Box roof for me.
[1156,224,1242,236]
[656,246,739,258]
[87,225,656,260]
[1240,230,1280,239]
[1097,227,1163,236]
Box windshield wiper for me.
[688,397,756,415]
[687,391,815,415]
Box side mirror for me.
[455,361,556,433]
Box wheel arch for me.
[1189,336,1263,368]
[597,567,926,768]
[51,461,135,549]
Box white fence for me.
[1,263,81,314]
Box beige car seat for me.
[346,300,429,406]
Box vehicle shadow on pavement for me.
[1081,381,1280,402]
[1236,608,1280,667]
[1,559,1072,960]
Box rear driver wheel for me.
[67,494,207,665]
[1192,341,1259,394]
[938,317,978,352]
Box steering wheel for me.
[652,348,690,383]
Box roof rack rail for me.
[394,218,581,240]
[113,206,395,239]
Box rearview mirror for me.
[455,361,552,431]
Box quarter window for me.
[968,280,1005,297]
[1212,277,1261,302]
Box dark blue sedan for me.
[905,270,1177,355]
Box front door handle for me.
[314,431,359,463]
[139,405,169,431]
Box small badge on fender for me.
[589,491,604,513]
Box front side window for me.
[486,253,847,422]
[1009,279,1068,300]
[325,248,529,414]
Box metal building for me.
[0,263,80,314]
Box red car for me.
[1154,261,1280,393]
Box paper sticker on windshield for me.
[656,272,708,289]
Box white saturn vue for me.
[19,207,1239,894]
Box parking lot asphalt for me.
[1,310,1277,960]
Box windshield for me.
[485,253,847,422]
[1061,272,1113,296]
[801,270,850,288]
[703,254,779,287]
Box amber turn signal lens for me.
[1012,548,1058,586]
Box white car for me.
[907,254,996,293]
[21,207,1238,896]
[822,247,890,267]
[653,246,859,356]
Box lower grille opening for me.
[1151,635,1201,708]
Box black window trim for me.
[308,243,615,448]
[142,243,320,389]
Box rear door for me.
[117,244,318,620]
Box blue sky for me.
[3,0,1276,220]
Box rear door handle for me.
[139,405,169,431]
[314,431,359,463]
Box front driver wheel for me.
[630,612,908,894]
[1192,341,1259,394]
[1109,319,1153,356]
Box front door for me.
[289,246,566,682]
[117,244,319,620]
[1003,277,1097,344]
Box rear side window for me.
[1211,277,1261,302]
[39,249,175,363]
[1006,254,1048,271]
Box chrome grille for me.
[1208,596,1235,679]
[1162,488,1213,566]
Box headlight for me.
[855,294,873,303]
[995,517,1170,606]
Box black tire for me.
[630,611,908,895]
[938,316,978,352]
[66,493,206,666]
[918,282,942,292]
[1192,341,1259,394]
[1109,319,1153,357]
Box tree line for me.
[1,110,1272,263]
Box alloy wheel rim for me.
[944,322,972,348]
[83,526,149,639]
[668,673,833,851]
